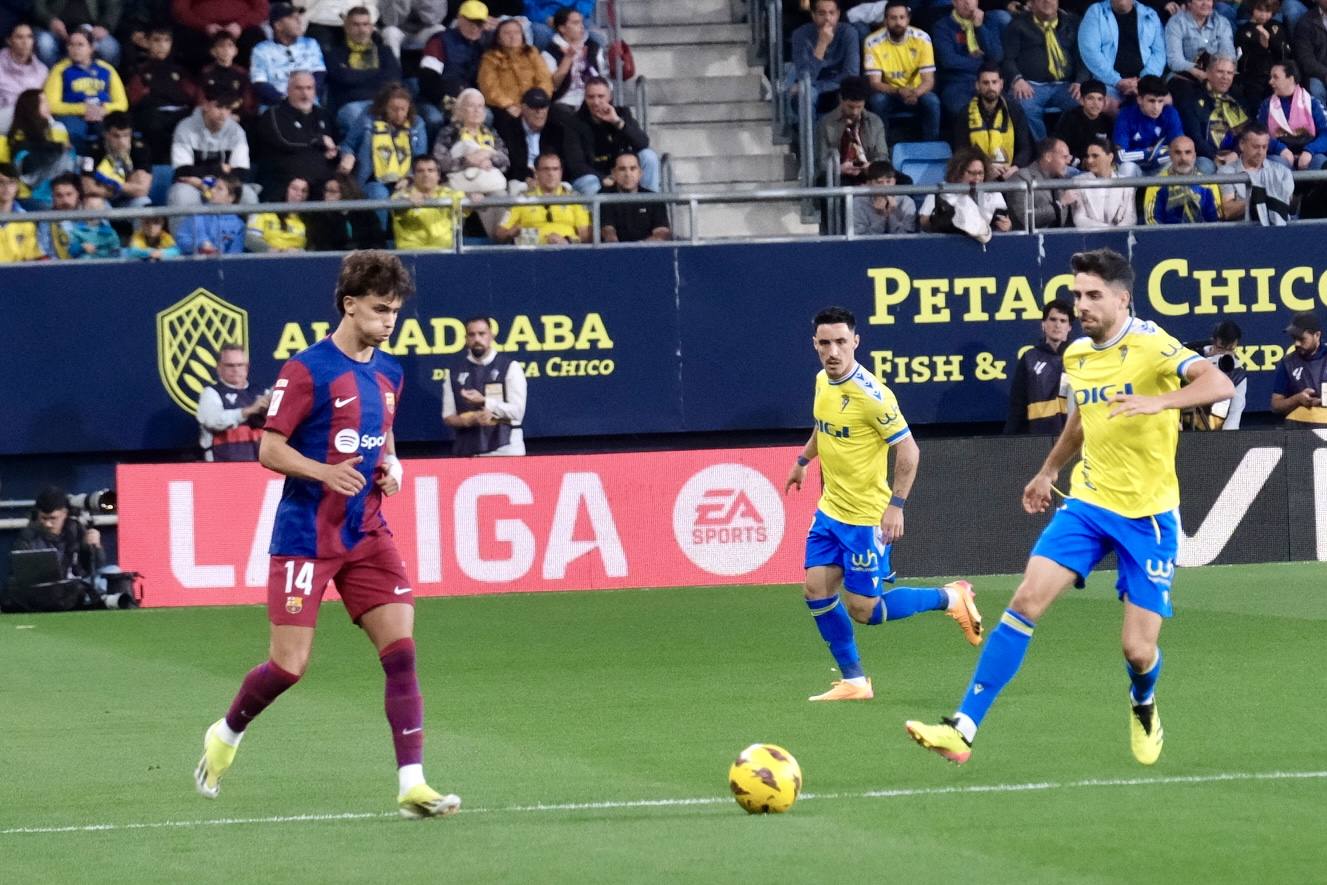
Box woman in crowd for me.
[304,172,386,251]
[0,89,75,208]
[918,146,1012,236]
[432,86,510,235]
[1071,141,1138,229]
[340,83,428,203]
[246,176,310,252]
[478,17,553,118]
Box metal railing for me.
[759,0,789,143]
[634,75,649,137]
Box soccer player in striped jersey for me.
[194,251,460,819]
[906,249,1234,765]
[785,306,983,702]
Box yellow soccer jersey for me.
[1064,318,1200,518]
[813,364,911,525]
[863,27,936,90]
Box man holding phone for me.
[1271,312,1327,426]
[815,76,888,186]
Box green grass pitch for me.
[3,562,1324,883]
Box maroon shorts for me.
[267,532,413,627]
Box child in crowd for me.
[69,193,121,258]
[125,216,181,260]
[175,174,246,255]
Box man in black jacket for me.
[493,87,574,186]
[1005,299,1074,434]
[254,69,339,198]
[1000,0,1085,140]
[8,486,105,609]
[565,77,657,194]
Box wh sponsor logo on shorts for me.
[672,465,785,576]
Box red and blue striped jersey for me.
[263,337,405,558]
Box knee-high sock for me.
[955,609,1035,735]
[1126,649,1162,704]
[224,660,301,733]
[380,638,424,767]
[870,586,948,624]
[806,595,864,679]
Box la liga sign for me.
[116,447,808,607]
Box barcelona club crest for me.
[286,596,304,614]
[156,288,249,415]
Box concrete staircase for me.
[618,0,817,239]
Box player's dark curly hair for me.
[335,250,415,314]
[1070,248,1134,292]
[814,306,856,330]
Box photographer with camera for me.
[1184,320,1248,430]
[7,485,107,610]
[198,344,271,461]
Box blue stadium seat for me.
[892,141,951,188]
[149,164,174,207]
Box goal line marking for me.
[4,769,1324,836]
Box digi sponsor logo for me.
[673,465,784,576]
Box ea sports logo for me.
[334,429,360,454]
[673,465,784,576]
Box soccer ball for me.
[728,743,802,814]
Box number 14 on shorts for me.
[284,560,316,595]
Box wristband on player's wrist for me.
[889,495,907,509]
[796,455,811,467]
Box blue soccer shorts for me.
[803,509,896,597]
[1030,498,1178,617]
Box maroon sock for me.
[223,660,301,733]
[380,638,424,767]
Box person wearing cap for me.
[1054,79,1116,168]
[1000,0,1085,142]
[418,0,491,135]
[325,4,402,134]
[1271,312,1327,426]
[478,15,552,117]
[250,2,327,106]
[493,85,571,185]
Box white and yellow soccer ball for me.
[728,743,802,814]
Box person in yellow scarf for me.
[1002,0,1086,140]
[959,64,1035,180]
[935,0,1004,121]
[1175,55,1247,172]
[326,7,404,137]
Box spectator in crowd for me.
[304,171,386,249]
[378,0,449,59]
[494,150,589,243]
[124,214,182,259]
[853,159,918,233]
[600,150,670,243]
[251,3,327,107]
[1164,0,1234,106]
[254,69,339,197]
[418,0,490,135]
[116,0,172,68]
[91,111,151,207]
[956,62,1033,180]
[1004,298,1073,435]
[541,5,603,111]
[391,153,462,249]
[68,191,120,257]
[1184,320,1247,429]
[431,85,508,234]
[13,486,105,588]
[169,87,253,219]
[340,81,424,224]
[479,16,552,117]
[1219,121,1293,223]
[864,0,941,140]
[1177,54,1244,171]
[569,77,656,193]
[933,0,1004,122]
[33,0,123,66]
[325,4,402,135]
[1234,0,1290,112]
[1271,311,1327,425]
[37,169,79,256]
[1142,135,1222,221]
[1260,60,1327,169]
[126,25,198,158]
[0,162,46,262]
[1294,0,1327,106]
[1001,0,1084,141]
[1268,311,1321,424]
[442,315,528,456]
[1007,136,1078,227]
[303,0,381,52]
[919,145,1013,234]
[1078,0,1165,103]
[199,31,257,119]
[1071,139,1138,225]
[43,28,127,151]
[0,23,49,135]
[1115,74,1183,172]
[174,171,246,254]
[171,0,268,69]
[790,0,861,116]
[246,175,309,250]
[0,88,75,208]
[493,86,566,185]
[815,74,888,186]
[197,343,270,461]
[1054,78,1115,165]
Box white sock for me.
[952,713,977,743]
[944,587,958,609]
[398,763,425,794]
[844,676,870,688]
[215,720,244,747]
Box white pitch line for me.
[3,770,1325,837]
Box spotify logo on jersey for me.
[334,428,360,454]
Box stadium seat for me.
[892,142,951,188]
[149,165,174,207]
